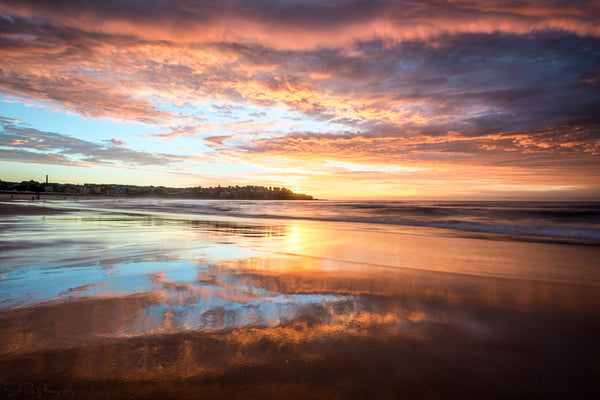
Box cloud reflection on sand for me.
[2,248,597,357]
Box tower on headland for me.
[46,175,48,184]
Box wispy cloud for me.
[204,135,233,147]
[144,125,202,139]
[0,119,178,167]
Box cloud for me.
[234,122,600,170]
[0,116,23,123]
[0,148,72,166]
[0,119,179,167]
[106,138,124,146]
[144,125,202,139]
[0,15,173,124]
[204,135,233,147]
[1,0,598,50]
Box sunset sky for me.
[0,0,598,199]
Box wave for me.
[65,199,600,242]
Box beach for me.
[1,199,599,399]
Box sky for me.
[0,0,598,200]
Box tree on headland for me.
[0,179,314,200]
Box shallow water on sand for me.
[1,200,599,399]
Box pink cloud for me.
[108,138,125,146]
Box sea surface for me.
[56,198,600,240]
[0,199,599,399]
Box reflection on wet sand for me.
[1,299,597,399]
[1,203,599,399]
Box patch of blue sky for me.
[157,101,209,123]
[163,100,347,137]
[129,132,212,156]
[181,160,286,180]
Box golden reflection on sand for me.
[255,220,600,284]
[1,298,597,400]
[219,253,598,315]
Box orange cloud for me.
[1,1,598,50]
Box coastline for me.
[0,193,106,202]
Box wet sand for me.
[1,201,599,399]
[0,202,68,216]
[2,312,596,400]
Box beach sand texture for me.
[1,200,599,399]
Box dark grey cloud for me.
[274,33,600,137]
[249,112,267,118]
[2,1,598,35]
[0,148,71,165]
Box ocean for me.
[45,198,600,239]
[1,199,599,399]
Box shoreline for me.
[0,202,70,216]
[0,193,105,201]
